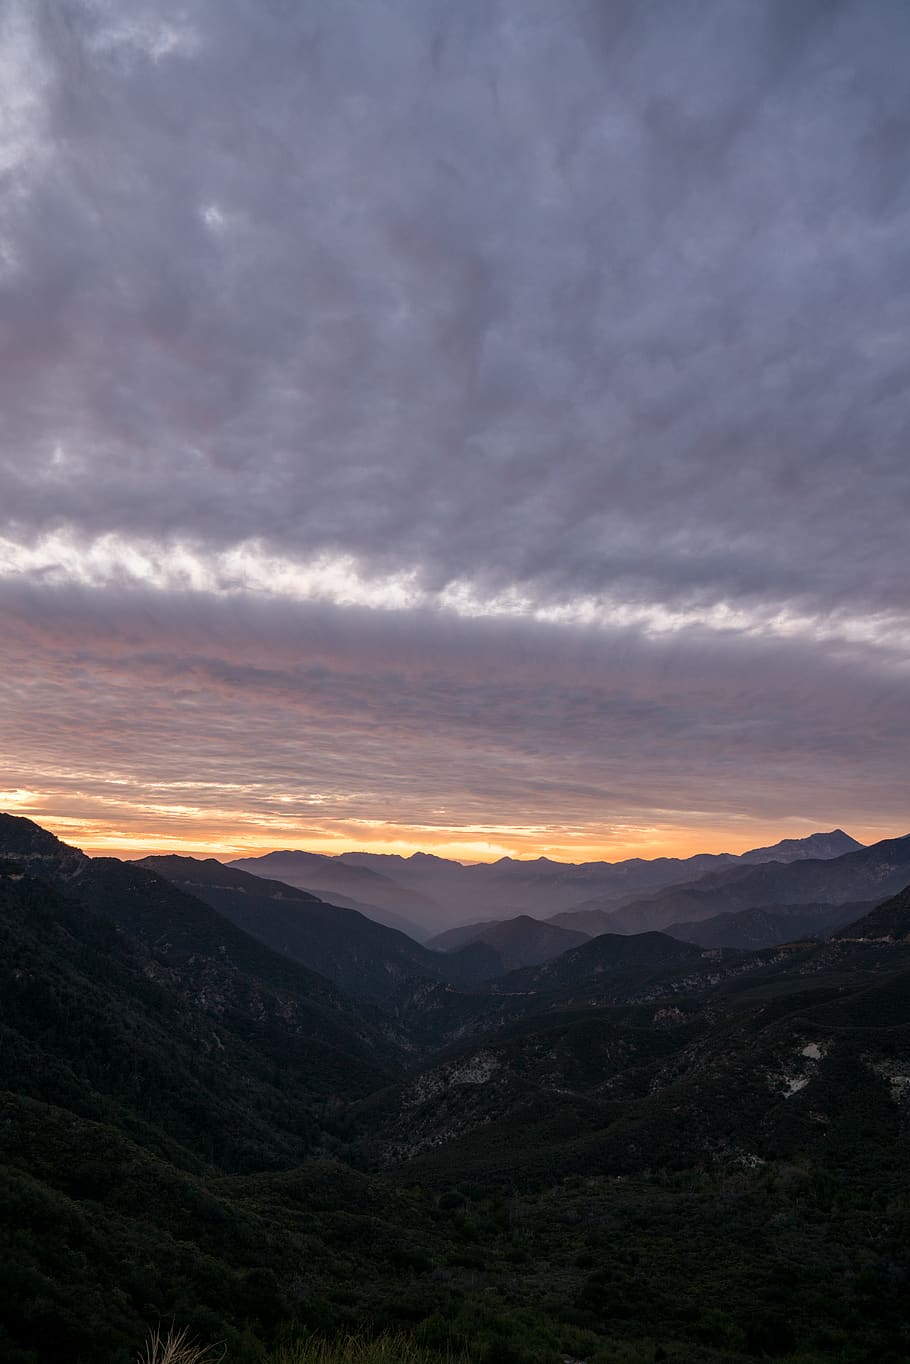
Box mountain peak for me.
[740,829,864,864]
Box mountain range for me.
[229,829,864,936]
[2,811,910,1364]
[138,854,504,999]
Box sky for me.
[1,0,908,864]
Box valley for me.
[1,814,909,1363]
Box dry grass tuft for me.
[272,1332,470,1364]
[138,1324,225,1364]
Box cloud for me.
[1,1,908,855]
[1,578,906,856]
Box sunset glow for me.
[1,0,907,866]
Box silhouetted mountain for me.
[737,828,863,863]
[586,833,910,935]
[138,855,504,999]
[390,849,742,921]
[663,900,876,950]
[425,913,589,970]
[334,831,863,932]
[229,849,441,936]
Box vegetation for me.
[1,819,910,1364]
[270,1333,470,1364]
[139,1326,224,1364]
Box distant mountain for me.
[663,900,876,950]
[425,918,500,951]
[737,829,863,863]
[425,913,589,971]
[333,831,865,928]
[287,885,428,939]
[456,850,741,918]
[139,855,504,999]
[546,905,619,936]
[229,849,442,936]
[584,834,910,936]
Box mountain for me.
[834,884,910,941]
[4,813,910,1364]
[0,816,399,1118]
[663,899,876,950]
[229,849,442,937]
[0,836,435,1363]
[283,885,428,939]
[425,913,590,970]
[138,855,505,1000]
[368,920,910,1194]
[582,833,910,936]
[424,918,498,951]
[342,848,741,921]
[0,859,394,1168]
[546,905,621,936]
[486,930,704,1002]
[737,828,863,863]
[332,831,863,932]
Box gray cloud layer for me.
[4,0,910,609]
[1,0,908,851]
[1,578,906,854]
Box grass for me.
[138,1326,225,1364]
[270,1334,472,1364]
[139,1330,470,1364]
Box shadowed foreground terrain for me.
[1,815,909,1364]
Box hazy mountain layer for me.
[662,900,876,950]
[230,849,442,935]
[580,833,910,935]
[425,913,590,971]
[237,829,865,934]
[139,855,505,999]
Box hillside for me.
[371,934,910,1195]
[229,850,441,936]
[0,818,399,1109]
[0,854,411,1362]
[487,930,703,1001]
[834,884,910,941]
[425,914,589,971]
[663,899,875,950]
[139,855,504,999]
[4,814,910,1364]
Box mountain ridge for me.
[139,854,506,999]
[232,829,867,935]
